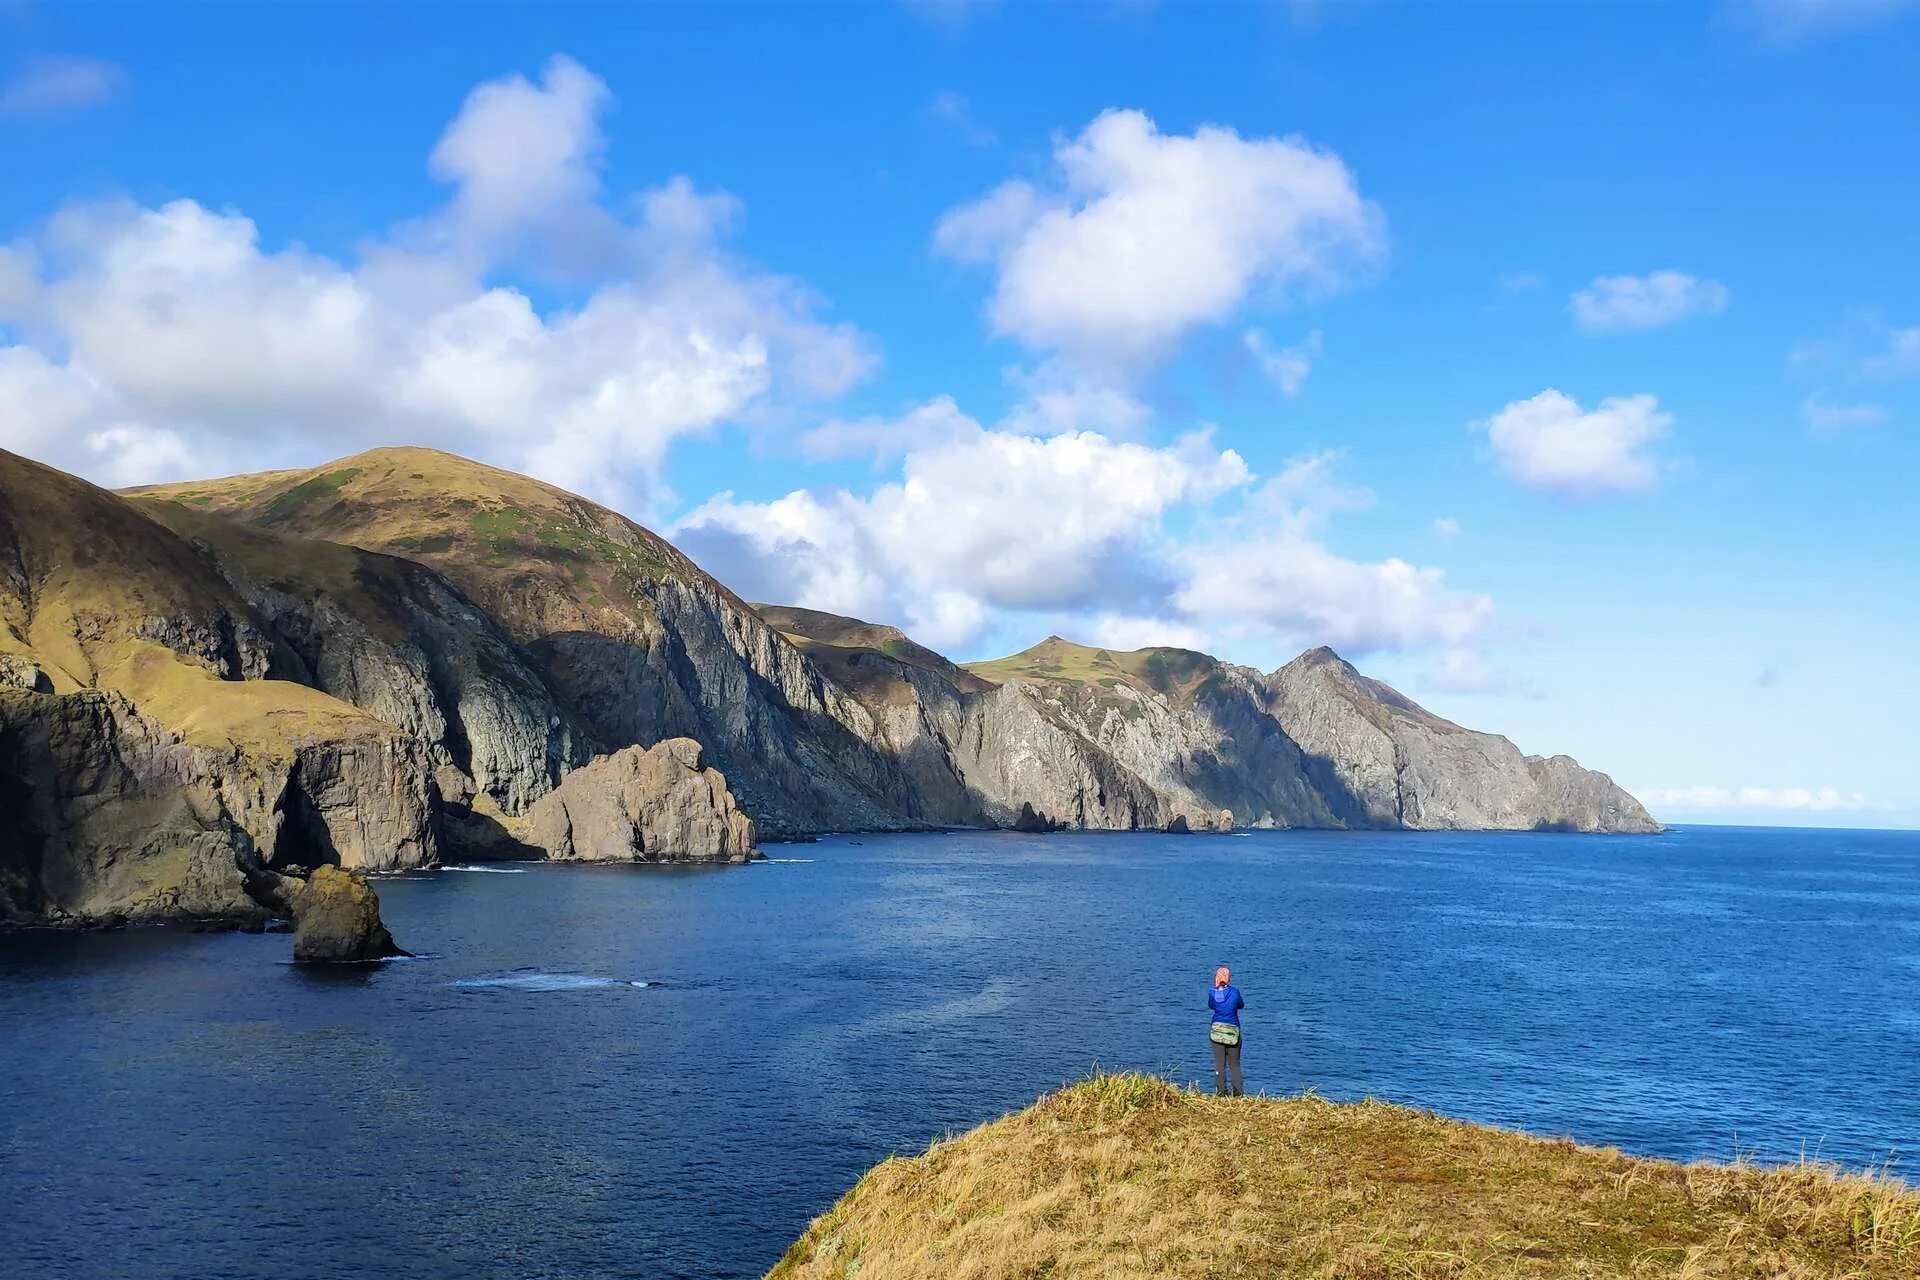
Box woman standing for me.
[1207,965,1245,1096]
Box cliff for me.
[0,447,755,936]
[769,1075,1919,1279]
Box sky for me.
[1,0,1916,829]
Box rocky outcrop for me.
[525,738,757,863]
[291,864,404,963]
[0,688,288,927]
[1265,647,1659,833]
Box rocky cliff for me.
[1,443,1658,938]
[135,449,938,838]
[1265,647,1658,833]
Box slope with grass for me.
[135,449,937,836]
[0,448,442,925]
[770,1075,1920,1280]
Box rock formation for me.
[0,442,1661,941]
[291,864,404,963]
[1265,647,1658,833]
[525,738,757,863]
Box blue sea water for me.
[2,825,1917,1279]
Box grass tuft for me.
[768,1073,1919,1280]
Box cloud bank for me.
[0,57,870,501]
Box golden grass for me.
[102,641,394,758]
[769,1074,1920,1280]
[131,445,692,642]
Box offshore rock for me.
[525,738,758,863]
[290,864,403,963]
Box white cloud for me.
[934,108,1382,371]
[678,415,1251,647]
[0,55,125,116]
[1424,646,1528,696]
[1801,396,1888,433]
[1642,785,1869,812]
[1243,328,1321,396]
[0,57,871,502]
[679,416,1491,662]
[1432,516,1462,536]
[1478,389,1670,495]
[1571,271,1729,332]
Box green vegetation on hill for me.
[771,1075,1920,1280]
[130,446,692,641]
[754,603,994,701]
[965,636,1227,709]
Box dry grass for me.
[130,445,693,643]
[769,1074,1920,1280]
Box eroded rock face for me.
[525,738,758,863]
[0,654,51,693]
[1265,648,1660,834]
[291,864,403,963]
[0,689,289,927]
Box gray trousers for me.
[1211,1038,1243,1095]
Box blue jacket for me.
[1207,984,1244,1026]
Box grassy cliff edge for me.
[769,1075,1918,1279]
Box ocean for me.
[3,825,1916,1278]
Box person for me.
[1207,965,1245,1096]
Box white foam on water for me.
[436,865,529,874]
[452,970,651,993]
[758,858,815,864]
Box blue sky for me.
[2,1,1917,828]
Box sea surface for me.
[3,825,1918,1279]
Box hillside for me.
[0,447,756,930]
[121,446,1654,839]
[770,1075,1920,1280]
[134,448,938,836]
[962,635,1658,833]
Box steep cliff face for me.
[525,738,757,863]
[0,450,443,929]
[1264,647,1659,833]
[131,500,581,816]
[136,449,935,837]
[0,687,280,926]
[965,638,1344,829]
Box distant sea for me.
[3,826,1916,1279]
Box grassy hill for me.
[770,1075,1919,1279]
[966,636,1226,705]
[130,446,698,643]
[754,603,994,703]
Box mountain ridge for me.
[4,442,1657,933]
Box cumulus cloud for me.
[934,108,1382,371]
[1478,389,1670,495]
[679,419,1490,662]
[1571,271,1729,332]
[0,56,871,501]
[1243,328,1321,396]
[1642,785,1868,812]
[1801,396,1888,433]
[0,55,125,116]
